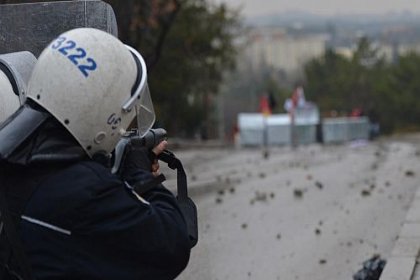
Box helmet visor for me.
[135,83,155,137]
[122,45,155,137]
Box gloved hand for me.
[120,140,167,179]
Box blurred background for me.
[105,0,420,142]
[3,0,420,141]
[3,0,420,279]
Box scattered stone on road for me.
[170,136,420,280]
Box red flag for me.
[259,96,272,116]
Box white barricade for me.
[295,124,317,145]
[348,117,370,140]
[238,113,265,146]
[238,112,369,147]
[322,117,370,143]
[267,115,290,145]
[294,106,319,145]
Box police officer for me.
[0,28,191,279]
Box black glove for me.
[120,143,156,180]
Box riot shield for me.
[0,51,37,102]
[0,0,118,57]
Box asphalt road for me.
[161,136,420,280]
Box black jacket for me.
[0,113,191,280]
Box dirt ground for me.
[161,135,420,280]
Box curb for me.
[379,186,420,280]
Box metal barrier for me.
[267,125,291,145]
[295,124,317,145]
[238,113,318,146]
[322,117,370,143]
[348,117,370,140]
[267,115,290,146]
[322,118,349,143]
[238,114,370,147]
[238,113,265,146]
[240,129,265,146]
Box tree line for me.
[304,37,420,134]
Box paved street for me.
[162,136,420,280]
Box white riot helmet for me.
[27,28,155,157]
[0,51,37,123]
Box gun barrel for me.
[131,128,167,149]
[111,128,167,174]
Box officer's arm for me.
[75,165,191,279]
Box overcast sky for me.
[213,0,420,17]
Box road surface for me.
[161,136,420,280]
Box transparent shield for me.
[0,1,118,57]
[135,83,155,137]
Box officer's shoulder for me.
[59,160,118,184]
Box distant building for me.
[242,27,329,79]
[398,42,420,55]
[333,42,420,63]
